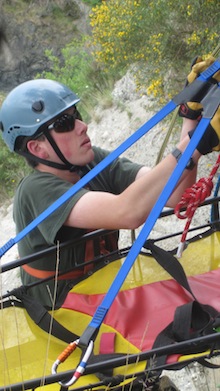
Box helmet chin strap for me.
[18,132,81,172]
[44,132,80,172]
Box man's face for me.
[31,107,95,167]
[49,114,95,167]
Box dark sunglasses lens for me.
[53,114,75,133]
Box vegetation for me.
[38,37,116,123]
[0,0,219,202]
[0,94,31,201]
[83,0,101,6]
[90,0,219,99]
[0,144,30,200]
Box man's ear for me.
[27,139,48,159]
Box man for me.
[0,59,219,308]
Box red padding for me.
[62,268,220,353]
[99,332,116,354]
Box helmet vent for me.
[0,121,3,132]
[32,100,44,113]
[9,126,20,132]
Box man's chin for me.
[79,149,95,166]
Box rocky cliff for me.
[0,0,91,93]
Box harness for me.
[21,230,118,280]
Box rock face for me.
[0,0,91,93]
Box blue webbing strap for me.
[0,58,219,260]
[79,83,220,347]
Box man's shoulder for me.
[15,171,69,204]
[17,170,57,189]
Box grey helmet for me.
[0,79,80,151]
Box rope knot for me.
[175,154,220,258]
[175,177,213,220]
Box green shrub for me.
[83,0,102,6]
[38,37,115,121]
[90,0,220,98]
[0,138,31,202]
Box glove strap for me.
[179,103,202,120]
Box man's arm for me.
[65,119,201,230]
[135,118,199,208]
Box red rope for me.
[174,154,220,257]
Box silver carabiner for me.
[52,339,94,387]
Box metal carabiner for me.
[52,339,79,375]
[52,339,94,387]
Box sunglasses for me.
[48,109,82,133]
[34,108,82,140]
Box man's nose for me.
[74,119,88,135]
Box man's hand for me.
[187,56,220,83]
[179,56,220,121]
[189,105,220,155]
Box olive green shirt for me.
[13,147,143,307]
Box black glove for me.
[179,56,220,121]
[179,102,203,121]
[189,106,220,155]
